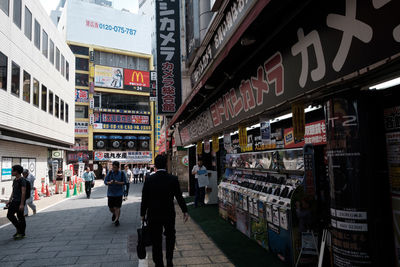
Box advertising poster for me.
[284,120,327,148]
[212,135,219,152]
[75,89,89,103]
[1,157,12,181]
[260,120,271,142]
[94,65,123,89]
[204,139,210,153]
[123,69,150,91]
[326,98,371,266]
[239,126,248,149]
[224,133,231,151]
[251,217,268,250]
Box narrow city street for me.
[0,183,142,267]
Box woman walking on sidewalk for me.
[82,167,95,199]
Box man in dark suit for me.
[141,155,188,267]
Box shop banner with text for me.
[123,69,150,92]
[94,113,149,125]
[94,151,152,162]
[179,1,400,145]
[284,120,326,148]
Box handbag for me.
[137,220,152,259]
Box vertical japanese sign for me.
[156,0,182,114]
[196,141,202,155]
[238,126,247,149]
[292,103,305,141]
[224,133,231,151]
[204,139,210,153]
[212,135,219,153]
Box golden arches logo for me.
[131,71,144,83]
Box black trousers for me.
[139,174,144,183]
[84,181,92,198]
[133,175,138,183]
[149,217,176,267]
[7,202,26,235]
[194,180,205,207]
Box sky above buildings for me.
[39,0,139,15]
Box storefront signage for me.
[93,123,151,131]
[94,113,149,125]
[93,107,150,115]
[239,126,247,149]
[89,114,94,125]
[75,122,89,135]
[94,151,152,162]
[94,65,123,89]
[224,133,231,151]
[197,141,202,155]
[284,120,326,148]
[191,0,258,86]
[1,157,12,181]
[89,98,94,109]
[156,0,182,114]
[180,1,400,145]
[123,69,150,91]
[181,155,189,166]
[292,103,305,141]
[75,89,89,103]
[67,152,93,163]
[52,151,63,159]
[212,135,219,152]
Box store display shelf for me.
[227,167,304,176]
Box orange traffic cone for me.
[34,188,40,201]
[41,183,45,194]
[63,182,66,192]
[45,184,51,197]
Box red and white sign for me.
[284,120,326,148]
[124,69,150,87]
[75,122,89,135]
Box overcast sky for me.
[38,0,139,15]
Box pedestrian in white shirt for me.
[22,169,36,216]
[133,165,140,184]
[191,159,208,208]
[139,165,147,183]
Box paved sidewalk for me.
[145,205,234,267]
[0,182,142,267]
[0,180,103,226]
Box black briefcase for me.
[137,221,151,259]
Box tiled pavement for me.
[0,182,233,266]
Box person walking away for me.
[22,169,36,216]
[6,165,27,240]
[104,161,126,226]
[191,159,209,208]
[141,155,189,267]
[82,167,95,198]
[122,165,132,200]
[133,165,139,184]
[139,165,146,183]
[56,167,64,194]
[102,165,107,180]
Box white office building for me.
[0,0,75,198]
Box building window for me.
[69,45,89,55]
[11,62,20,97]
[34,19,40,50]
[75,106,88,119]
[0,0,9,15]
[41,84,47,111]
[49,40,54,65]
[55,95,59,118]
[33,78,39,107]
[97,93,150,111]
[60,99,64,120]
[42,30,48,58]
[24,6,32,40]
[75,73,88,87]
[49,90,53,115]
[76,58,88,71]
[22,70,30,103]
[66,61,69,81]
[65,103,69,123]
[56,47,60,71]
[0,51,7,91]
[94,50,149,70]
[61,54,65,76]
[13,0,21,28]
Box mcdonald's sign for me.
[124,69,150,88]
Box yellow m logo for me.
[131,71,144,83]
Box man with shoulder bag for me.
[82,167,95,199]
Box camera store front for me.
[171,1,400,266]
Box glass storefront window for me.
[76,73,89,87]
[69,45,89,56]
[96,93,150,111]
[76,58,89,71]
